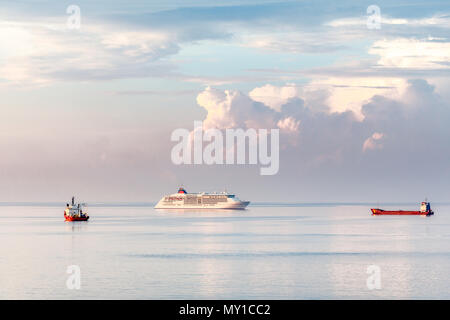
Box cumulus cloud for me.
[197,86,278,130]
[195,83,358,156]
[248,34,450,118]
[249,84,301,111]
[277,116,301,146]
[363,132,385,152]
[196,86,305,150]
[307,77,408,118]
[195,79,450,178]
[195,84,359,167]
[277,117,300,133]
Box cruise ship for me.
[155,187,250,209]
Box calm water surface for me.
[0,204,449,299]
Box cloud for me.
[277,116,301,146]
[1,77,449,201]
[244,33,450,117]
[3,1,347,85]
[100,31,179,58]
[369,38,450,69]
[249,84,301,111]
[277,116,300,133]
[196,86,278,130]
[363,132,385,152]
[307,77,408,118]
[240,31,348,54]
[0,20,180,85]
[326,13,450,28]
[246,79,407,120]
[195,79,450,176]
[2,2,449,89]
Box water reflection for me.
[154,208,247,214]
[64,221,89,232]
[326,206,422,298]
[0,204,448,299]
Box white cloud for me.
[196,86,278,130]
[101,31,178,58]
[284,36,450,117]
[277,116,300,133]
[195,79,449,169]
[249,84,301,111]
[369,38,450,69]
[0,20,178,85]
[239,30,347,54]
[326,14,450,28]
[307,77,408,118]
[363,132,385,152]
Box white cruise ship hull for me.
[155,201,250,210]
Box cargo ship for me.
[155,187,250,209]
[371,201,434,216]
[64,196,89,221]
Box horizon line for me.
[0,201,449,207]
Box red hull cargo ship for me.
[64,196,89,221]
[371,201,434,216]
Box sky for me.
[0,0,449,202]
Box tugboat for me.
[371,201,434,216]
[64,196,89,221]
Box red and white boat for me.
[371,201,434,216]
[64,196,89,221]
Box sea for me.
[0,203,448,299]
